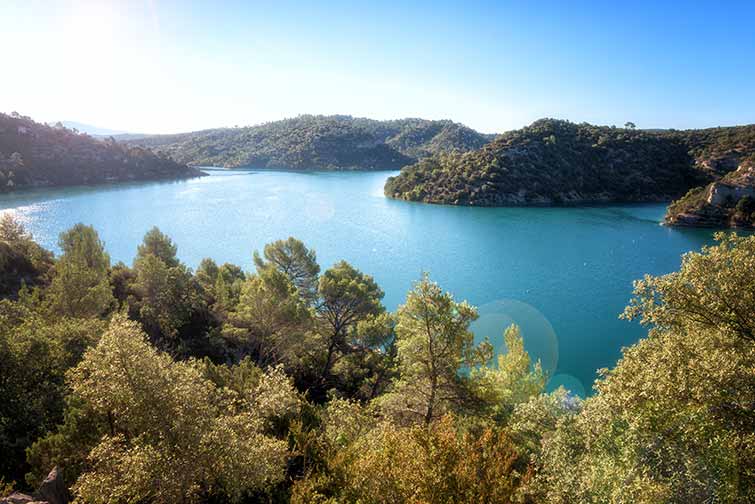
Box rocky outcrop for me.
[0,492,48,504]
[665,163,755,228]
[0,467,68,504]
[706,180,755,206]
[1,492,38,504]
[33,467,67,504]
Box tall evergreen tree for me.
[47,224,113,318]
[254,237,320,305]
[379,274,484,425]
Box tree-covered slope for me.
[0,112,202,191]
[385,119,755,211]
[125,115,492,170]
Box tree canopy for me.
[1,219,753,503]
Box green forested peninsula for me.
[124,115,494,170]
[1,216,753,503]
[0,113,202,191]
[385,119,755,227]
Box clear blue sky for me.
[2,0,754,133]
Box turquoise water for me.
[0,169,717,395]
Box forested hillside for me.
[125,115,493,170]
[0,112,202,191]
[1,216,753,503]
[384,119,755,224]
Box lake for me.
[0,169,718,395]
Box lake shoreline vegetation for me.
[0,215,753,503]
[0,113,204,192]
[384,119,755,229]
[3,110,755,229]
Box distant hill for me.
[384,119,755,227]
[57,121,131,137]
[125,115,494,170]
[0,112,203,191]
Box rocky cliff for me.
[665,161,755,228]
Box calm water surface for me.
[0,169,718,395]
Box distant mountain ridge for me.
[57,121,130,137]
[0,112,203,191]
[124,115,495,170]
[384,118,755,228]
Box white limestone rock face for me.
[706,182,755,206]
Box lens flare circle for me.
[470,298,559,384]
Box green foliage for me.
[1,224,753,503]
[131,227,204,344]
[223,268,313,370]
[136,226,179,267]
[47,224,113,318]
[622,232,755,342]
[0,300,105,485]
[127,115,491,170]
[132,255,195,340]
[378,274,483,425]
[0,112,200,191]
[472,324,546,421]
[196,258,245,313]
[0,214,53,298]
[66,315,291,503]
[315,261,388,398]
[385,119,755,210]
[254,237,320,304]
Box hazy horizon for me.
[3,0,754,134]
[26,113,753,139]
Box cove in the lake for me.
[0,169,718,395]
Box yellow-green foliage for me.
[47,224,113,319]
[623,232,755,342]
[2,219,754,503]
[377,274,483,425]
[331,415,528,504]
[472,324,546,421]
[532,326,754,503]
[68,315,292,503]
[532,234,755,503]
